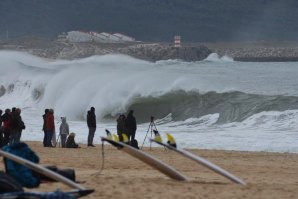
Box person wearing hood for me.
[86,107,96,147]
[59,117,69,148]
[66,132,79,148]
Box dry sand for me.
[1,141,298,199]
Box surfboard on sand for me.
[0,150,94,197]
[101,131,188,181]
[149,132,246,185]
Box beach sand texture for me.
[1,141,298,199]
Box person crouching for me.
[66,133,79,148]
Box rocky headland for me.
[1,38,298,62]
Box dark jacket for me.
[117,116,127,135]
[125,113,136,132]
[66,137,79,148]
[11,111,25,131]
[42,114,47,131]
[87,111,96,128]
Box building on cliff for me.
[64,31,135,43]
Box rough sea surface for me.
[1,51,298,153]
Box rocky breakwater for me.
[118,44,212,62]
[206,42,298,62]
[0,39,212,61]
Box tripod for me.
[54,134,61,147]
[141,116,157,150]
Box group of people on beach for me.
[42,108,79,148]
[0,106,138,149]
[0,107,25,148]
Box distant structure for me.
[174,35,181,47]
[63,31,135,43]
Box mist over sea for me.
[1,51,298,153]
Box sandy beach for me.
[1,141,298,199]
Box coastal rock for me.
[118,44,212,62]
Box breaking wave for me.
[1,50,298,125]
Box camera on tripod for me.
[141,116,157,150]
[150,116,154,122]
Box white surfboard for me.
[150,136,246,185]
[0,149,94,196]
[101,136,188,181]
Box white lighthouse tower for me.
[174,35,181,47]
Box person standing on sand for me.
[45,109,55,147]
[125,110,137,143]
[117,114,128,142]
[10,108,25,144]
[42,109,49,147]
[87,107,96,147]
[1,108,12,146]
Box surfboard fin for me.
[166,133,177,148]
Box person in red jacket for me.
[45,109,55,147]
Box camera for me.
[150,116,154,122]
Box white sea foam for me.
[1,51,298,153]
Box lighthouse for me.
[174,35,181,47]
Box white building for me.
[113,33,135,42]
[65,31,135,43]
[66,31,93,42]
[89,31,109,43]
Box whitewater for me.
[1,50,298,153]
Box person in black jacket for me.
[125,110,137,143]
[10,108,25,144]
[42,109,49,147]
[1,108,12,146]
[86,107,96,147]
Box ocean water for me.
[1,51,298,153]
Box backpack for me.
[130,139,139,149]
[3,142,41,188]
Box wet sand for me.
[1,141,298,199]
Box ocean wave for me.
[204,53,234,62]
[120,90,298,123]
